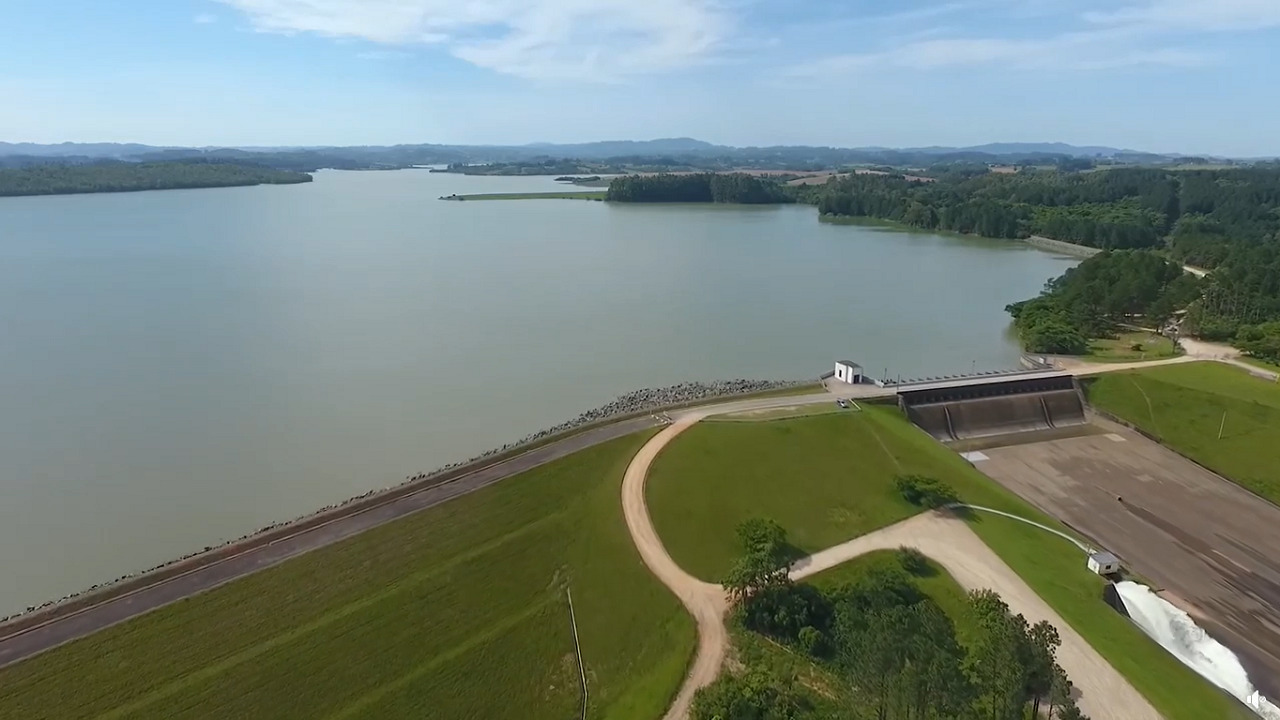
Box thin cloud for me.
[194,13,218,24]
[1084,0,1280,32]
[216,0,728,80]
[783,29,1210,77]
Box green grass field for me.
[1086,361,1280,505]
[647,407,1248,720]
[0,431,694,720]
[444,191,606,201]
[1081,330,1181,362]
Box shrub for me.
[897,547,929,575]
[894,474,959,508]
[796,626,825,656]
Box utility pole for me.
[1218,411,1227,440]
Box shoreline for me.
[0,378,814,634]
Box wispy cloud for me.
[784,29,1210,77]
[194,13,218,24]
[216,0,728,80]
[780,0,1262,78]
[1084,0,1280,32]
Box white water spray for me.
[1115,581,1280,719]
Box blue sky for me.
[2,0,1278,155]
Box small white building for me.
[1087,551,1121,576]
[834,360,863,385]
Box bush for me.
[897,547,929,575]
[796,626,825,656]
[894,474,959,508]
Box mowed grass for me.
[1086,361,1280,505]
[1081,330,1180,362]
[647,406,1249,720]
[0,430,694,720]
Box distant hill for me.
[904,142,1136,158]
[0,138,1235,171]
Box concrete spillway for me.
[900,375,1085,442]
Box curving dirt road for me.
[622,403,1162,720]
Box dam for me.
[896,373,1087,442]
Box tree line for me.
[694,516,1090,720]
[1006,251,1201,354]
[605,173,793,203]
[808,166,1280,358]
[0,160,312,197]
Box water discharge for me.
[1115,581,1280,719]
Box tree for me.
[724,518,792,603]
[1025,620,1063,717]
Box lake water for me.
[0,170,1075,614]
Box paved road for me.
[0,415,661,668]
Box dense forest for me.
[694,516,1090,720]
[0,160,312,197]
[811,167,1280,359]
[605,173,792,203]
[1006,251,1201,354]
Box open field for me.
[1085,361,1280,504]
[1081,331,1181,363]
[974,422,1280,700]
[0,431,695,720]
[442,191,606,201]
[646,406,1248,719]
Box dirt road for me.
[793,514,1161,720]
[623,402,1162,720]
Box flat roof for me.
[1089,551,1120,564]
[836,360,861,368]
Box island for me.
[0,160,312,197]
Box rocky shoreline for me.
[1,378,807,625]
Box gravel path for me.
[623,399,1163,720]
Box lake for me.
[0,170,1075,614]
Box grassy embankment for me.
[442,191,606,201]
[729,551,975,716]
[1079,330,1181,362]
[1086,361,1280,505]
[0,432,694,720]
[646,407,1248,720]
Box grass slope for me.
[0,431,693,720]
[1086,361,1280,505]
[647,407,1248,720]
